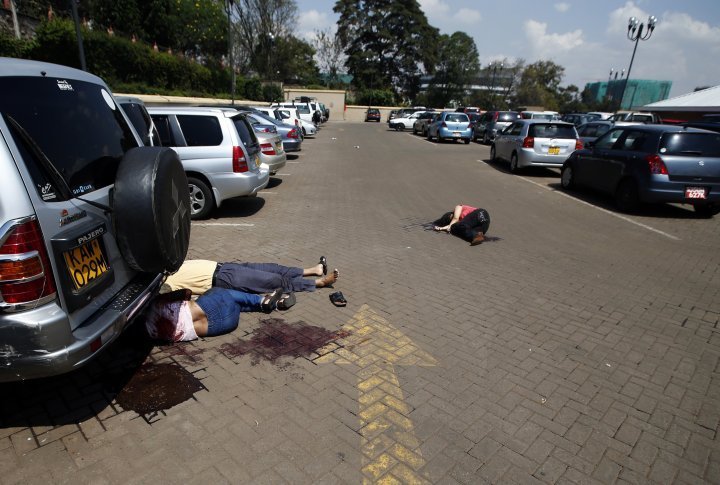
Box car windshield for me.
[285,105,309,114]
[659,132,720,157]
[250,111,282,126]
[0,77,137,201]
[446,114,468,122]
[529,123,577,139]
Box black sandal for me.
[319,256,327,275]
[277,293,296,310]
[329,291,347,307]
[261,288,283,313]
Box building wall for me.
[283,88,346,121]
[585,79,672,110]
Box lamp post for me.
[488,62,503,109]
[618,15,657,110]
[226,0,235,104]
[365,56,373,107]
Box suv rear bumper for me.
[0,272,162,382]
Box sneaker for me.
[277,293,296,310]
[470,233,485,246]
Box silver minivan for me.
[0,58,191,381]
[148,107,270,219]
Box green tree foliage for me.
[512,60,565,110]
[272,36,320,85]
[426,32,480,108]
[334,0,439,102]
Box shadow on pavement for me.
[266,177,283,189]
[212,195,266,219]
[0,323,153,428]
[480,158,560,178]
[286,154,300,160]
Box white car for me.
[273,107,317,137]
[389,111,428,131]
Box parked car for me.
[273,106,317,137]
[412,111,439,136]
[115,96,160,147]
[561,113,596,127]
[244,110,302,153]
[390,110,427,131]
[561,125,720,216]
[271,102,315,126]
[473,110,520,144]
[387,110,399,123]
[520,111,559,120]
[491,119,581,173]
[586,111,613,120]
[576,120,616,146]
[389,107,425,125]
[426,112,473,143]
[243,115,287,175]
[0,58,191,381]
[365,108,381,122]
[608,111,659,123]
[148,106,269,219]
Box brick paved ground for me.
[1,122,719,484]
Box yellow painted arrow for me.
[316,304,438,484]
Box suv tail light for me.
[522,136,534,148]
[493,112,499,121]
[287,128,298,139]
[575,139,584,150]
[0,218,57,305]
[260,142,276,155]
[647,154,668,174]
[232,146,249,173]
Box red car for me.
[365,108,381,122]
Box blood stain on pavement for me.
[115,362,205,415]
[220,318,350,365]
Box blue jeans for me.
[195,288,262,337]
[214,262,316,293]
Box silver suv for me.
[148,107,269,219]
[0,58,191,381]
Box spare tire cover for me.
[113,147,191,273]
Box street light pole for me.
[488,62,503,109]
[618,15,657,111]
[365,56,373,107]
[226,0,236,105]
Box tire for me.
[427,130,433,141]
[412,126,417,134]
[483,132,489,145]
[113,147,191,274]
[560,164,575,189]
[694,203,720,218]
[464,138,470,144]
[397,123,405,131]
[187,177,214,220]
[509,152,520,173]
[615,179,640,213]
[302,127,307,136]
[490,144,497,161]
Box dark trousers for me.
[213,262,316,294]
[450,209,490,242]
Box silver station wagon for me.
[0,58,191,381]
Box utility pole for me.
[9,0,20,39]
[69,0,87,71]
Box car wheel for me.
[187,176,215,220]
[397,123,405,131]
[464,138,470,144]
[509,152,520,173]
[560,164,575,189]
[113,147,191,273]
[427,130,433,141]
[302,127,307,136]
[483,132,489,145]
[422,126,427,136]
[694,203,720,218]
[412,126,417,134]
[615,179,640,213]
[490,144,497,161]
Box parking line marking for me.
[275,173,292,176]
[286,161,301,163]
[257,191,276,195]
[192,223,254,227]
[517,175,680,241]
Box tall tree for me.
[334,0,439,102]
[426,31,479,108]
[313,28,346,87]
[512,60,565,110]
[230,0,298,77]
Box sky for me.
[294,0,720,98]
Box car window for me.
[499,112,519,121]
[579,124,597,137]
[596,124,611,137]
[446,114,469,122]
[119,101,159,146]
[151,114,177,146]
[0,77,138,200]
[620,131,648,151]
[594,128,624,149]
[630,114,653,122]
[176,115,222,146]
[529,124,576,139]
[508,123,523,136]
[232,115,258,147]
[659,132,720,157]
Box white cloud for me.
[524,20,584,57]
[453,8,481,25]
[297,10,333,40]
[554,3,570,13]
[418,0,450,17]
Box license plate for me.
[548,146,560,155]
[63,238,110,290]
[453,132,461,137]
[685,187,707,199]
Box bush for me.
[261,84,283,102]
[0,31,30,58]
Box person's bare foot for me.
[316,269,339,288]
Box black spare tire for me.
[113,147,191,273]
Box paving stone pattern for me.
[1,122,719,484]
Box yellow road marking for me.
[317,304,437,484]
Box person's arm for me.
[434,205,464,232]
